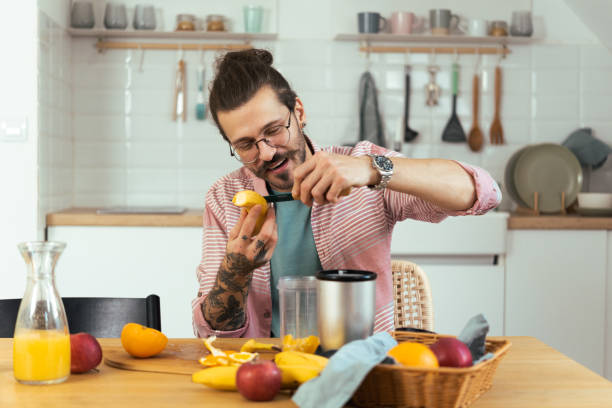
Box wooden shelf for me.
[334,33,536,45]
[68,28,277,41]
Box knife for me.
[263,193,295,203]
[263,187,352,203]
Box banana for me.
[278,364,324,388]
[274,350,328,369]
[192,366,238,391]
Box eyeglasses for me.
[229,108,292,164]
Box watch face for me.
[375,156,393,171]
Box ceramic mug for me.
[459,18,487,36]
[358,12,387,34]
[133,4,156,30]
[429,9,459,35]
[390,11,414,34]
[70,1,95,29]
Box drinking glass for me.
[510,11,533,37]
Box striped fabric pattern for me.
[192,140,501,338]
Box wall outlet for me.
[0,117,28,142]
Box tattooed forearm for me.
[202,254,258,331]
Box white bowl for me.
[577,193,612,209]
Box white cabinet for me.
[607,231,612,380]
[391,213,508,337]
[48,226,202,338]
[505,230,607,376]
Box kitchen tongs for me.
[172,59,186,121]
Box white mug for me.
[460,18,487,36]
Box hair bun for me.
[222,49,273,66]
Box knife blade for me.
[263,193,295,203]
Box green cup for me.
[244,5,263,33]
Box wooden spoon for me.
[489,65,504,144]
[468,73,484,152]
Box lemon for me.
[232,190,268,234]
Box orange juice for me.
[13,329,70,384]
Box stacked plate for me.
[504,144,583,213]
[577,193,612,216]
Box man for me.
[192,49,501,338]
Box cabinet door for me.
[48,226,202,338]
[607,231,612,380]
[392,257,505,336]
[506,230,607,375]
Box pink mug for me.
[391,11,414,34]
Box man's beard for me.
[250,137,306,191]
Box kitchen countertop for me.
[46,208,612,229]
[46,208,203,227]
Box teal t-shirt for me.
[269,189,322,337]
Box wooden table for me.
[1,337,611,407]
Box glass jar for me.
[206,14,227,32]
[13,241,70,385]
[176,14,196,31]
[489,20,508,37]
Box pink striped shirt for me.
[192,141,501,338]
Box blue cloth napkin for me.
[292,332,397,408]
[458,314,490,362]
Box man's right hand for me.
[202,205,277,331]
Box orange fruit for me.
[121,323,168,358]
[232,190,268,234]
[387,342,439,368]
[282,334,320,354]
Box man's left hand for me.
[291,152,377,206]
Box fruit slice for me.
[282,334,320,354]
[232,190,268,234]
[198,354,230,367]
[203,336,226,357]
[228,352,258,364]
[240,339,280,353]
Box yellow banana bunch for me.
[192,366,238,390]
[274,351,328,389]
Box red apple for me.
[70,332,103,373]
[236,360,282,401]
[429,337,473,368]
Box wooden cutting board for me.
[104,338,282,375]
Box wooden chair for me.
[0,295,161,338]
[392,260,434,332]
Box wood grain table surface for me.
[1,336,611,407]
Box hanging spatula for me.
[441,63,466,142]
[404,65,418,142]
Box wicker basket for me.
[351,332,512,408]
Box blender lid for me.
[316,270,377,282]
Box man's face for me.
[218,86,309,192]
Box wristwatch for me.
[367,154,394,190]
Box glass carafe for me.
[13,241,70,384]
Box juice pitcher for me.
[13,241,70,384]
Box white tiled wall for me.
[38,7,73,223]
[44,0,612,211]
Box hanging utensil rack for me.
[67,29,278,53]
[334,33,539,57]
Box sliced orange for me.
[228,352,258,364]
[203,336,226,357]
[282,334,320,354]
[198,354,230,367]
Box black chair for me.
[0,294,161,338]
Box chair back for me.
[392,260,434,332]
[0,295,160,338]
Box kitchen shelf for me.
[334,33,535,45]
[335,33,538,56]
[68,28,277,41]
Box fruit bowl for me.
[351,331,511,408]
